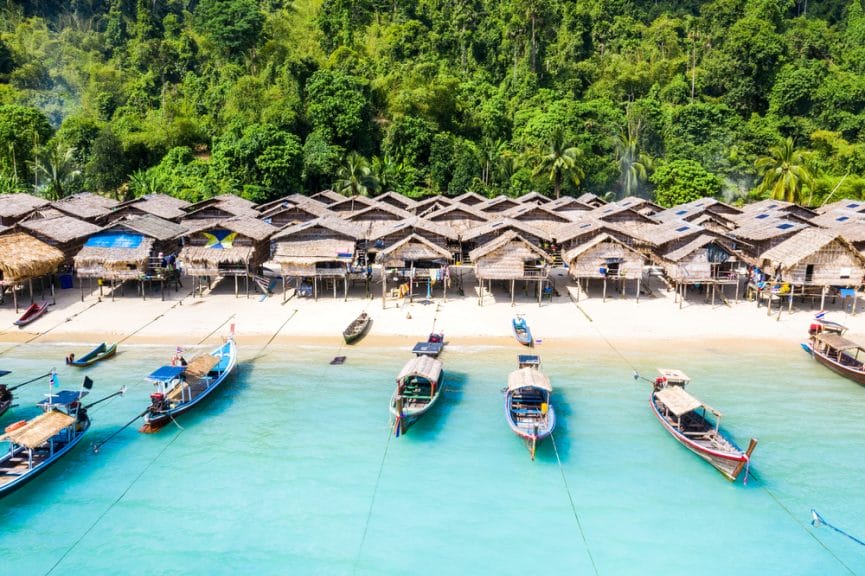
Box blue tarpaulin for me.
[85,232,143,249]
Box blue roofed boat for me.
[141,335,237,433]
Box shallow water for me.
[0,340,862,575]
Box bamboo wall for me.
[783,241,865,285]
[475,244,548,280]
[568,241,643,279]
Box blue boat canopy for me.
[148,366,186,381]
[0,370,10,378]
[38,390,89,406]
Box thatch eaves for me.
[308,189,345,204]
[816,199,865,215]
[0,193,49,220]
[374,191,417,210]
[663,233,754,265]
[113,194,190,220]
[368,216,459,242]
[52,193,119,221]
[575,192,607,207]
[378,233,452,265]
[468,230,553,263]
[461,218,552,243]
[345,202,413,221]
[515,191,553,205]
[563,232,644,263]
[759,228,865,270]
[271,216,365,242]
[729,216,811,241]
[19,214,102,244]
[451,191,488,206]
[106,214,188,241]
[0,232,65,281]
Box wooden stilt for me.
[28,278,33,303]
[13,285,18,313]
[537,278,542,306]
[344,275,348,302]
[478,277,483,306]
[511,278,515,306]
[234,274,238,297]
[636,276,641,303]
[711,283,716,307]
[81,278,84,302]
[314,276,318,301]
[603,276,607,302]
[51,280,55,306]
[382,270,387,309]
[282,275,286,303]
[820,285,826,311]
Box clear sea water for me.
[0,340,863,575]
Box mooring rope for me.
[550,432,600,576]
[115,295,190,345]
[196,314,236,346]
[811,509,865,548]
[0,301,101,357]
[44,428,185,576]
[353,424,394,574]
[246,309,298,362]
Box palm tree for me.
[615,117,653,198]
[532,128,583,199]
[335,152,376,197]
[129,169,164,197]
[755,137,814,204]
[29,143,80,200]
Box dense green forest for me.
[0,0,864,207]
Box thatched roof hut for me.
[179,216,276,278]
[345,203,413,224]
[308,190,345,205]
[576,193,607,208]
[504,204,573,236]
[255,193,309,213]
[461,218,552,250]
[267,217,362,276]
[182,195,258,220]
[18,214,102,261]
[0,193,50,226]
[378,233,452,268]
[424,204,491,236]
[109,194,191,222]
[586,203,657,225]
[367,216,458,259]
[375,191,417,211]
[0,232,64,283]
[516,191,553,205]
[258,199,333,228]
[74,215,186,280]
[547,196,594,219]
[327,195,377,215]
[52,193,119,222]
[564,233,645,281]
[452,191,488,206]
[469,230,552,280]
[615,196,663,217]
[655,197,743,223]
[479,195,521,213]
[759,228,865,287]
[414,195,454,216]
[729,216,811,257]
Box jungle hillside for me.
[1,0,865,207]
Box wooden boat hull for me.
[0,417,90,498]
[388,377,445,433]
[69,343,117,367]
[141,339,237,432]
[13,302,48,327]
[0,398,10,419]
[512,319,533,347]
[343,314,371,344]
[804,341,865,386]
[505,388,555,460]
[650,394,755,482]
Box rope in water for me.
[567,286,859,573]
[550,432,599,576]
[812,509,865,548]
[353,426,394,574]
[44,428,185,575]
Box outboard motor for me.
[809,323,823,336]
[150,392,166,413]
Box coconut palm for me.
[335,152,376,197]
[532,128,583,199]
[29,143,80,200]
[615,117,653,198]
[755,137,814,204]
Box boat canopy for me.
[655,386,702,417]
[815,333,861,351]
[657,368,690,385]
[508,366,552,392]
[397,355,442,383]
[37,390,89,407]
[185,354,219,378]
[0,410,76,449]
[148,366,186,381]
[0,370,10,378]
[518,354,540,367]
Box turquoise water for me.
[0,341,863,575]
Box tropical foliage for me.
[0,1,864,207]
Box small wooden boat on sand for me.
[141,335,237,433]
[0,377,124,498]
[411,332,444,357]
[650,369,757,482]
[13,302,49,327]
[505,355,555,460]
[343,312,371,344]
[512,316,533,347]
[67,342,117,367]
[390,355,444,437]
[802,331,865,386]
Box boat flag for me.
[815,310,826,320]
[83,376,93,390]
[230,323,235,338]
[49,369,59,388]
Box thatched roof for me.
[113,194,190,220]
[179,245,253,266]
[507,366,552,392]
[452,191,488,206]
[52,193,119,220]
[759,228,865,270]
[516,191,553,205]
[730,216,810,242]
[107,214,187,241]
[327,195,378,213]
[662,233,753,265]
[555,219,635,244]
[615,196,663,215]
[272,216,365,242]
[271,237,355,262]
[461,218,552,243]
[368,216,459,242]
[19,214,102,244]
[308,189,345,204]
[183,195,258,218]
[183,215,276,242]
[74,232,155,276]
[586,203,657,224]
[345,203,413,222]
[397,355,442,383]
[424,203,490,223]
[575,192,607,207]
[547,196,594,214]
[655,197,742,222]
[374,191,417,210]
[628,220,704,247]
[0,232,65,281]
[0,409,76,449]
[811,209,865,229]
[378,233,452,265]
[505,204,573,224]
[816,199,865,215]
[468,230,553,263]
[478,195,522,212]
[655,386,701,417]
[0,193,49,219]
[255,193,310,213]
[563,233,644,263]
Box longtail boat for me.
[141,335,237,433]
[343,312,371,344]
[512,316,533,347]
[13,301,49,327]
[389,354,444,436]
[649,369,757,482]
[0,371,11,418]
[411,332,444,357]
[0,377,124,498]
[505,355,555,460]
[802,331,865,386]
[67,342,118,367]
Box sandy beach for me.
[0,271,859,357]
